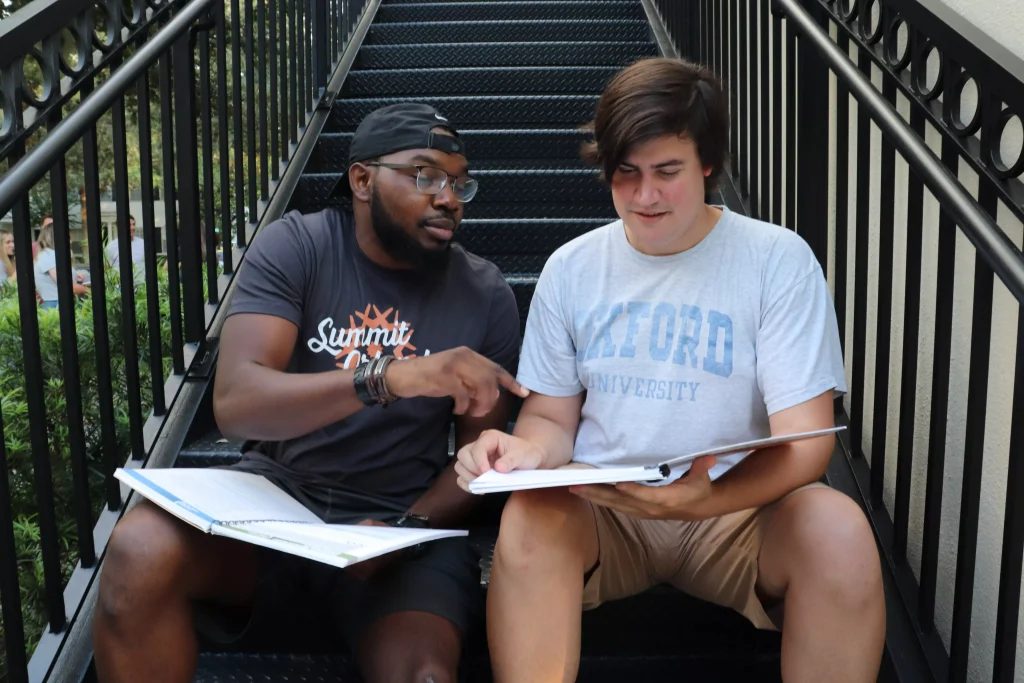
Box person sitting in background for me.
[0,229,17,282]
[33,221,88,309]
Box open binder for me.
[468,426,846,494]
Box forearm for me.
[215,363,365,441]
[511,412,576,469]
[406,460,479,528]
[690,440,832,520]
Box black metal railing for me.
[0,0,372,678]
[652,1,1024,682]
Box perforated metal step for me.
[376,1,645,23]
[365,19,650,44]
[330,95,600,129]
[342,66,620,96]
[311,129,591,171]
[355,41,657,69]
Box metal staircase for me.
[178,1,788,680]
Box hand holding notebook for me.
[466,426,845,494]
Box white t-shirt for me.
[516,207,847,482]
[34,248,59,302]
[106,237,146,284]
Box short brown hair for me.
[581,58,730,189]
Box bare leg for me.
[757,488,885,683]
[487,489,599,683]
[356,610,462,683]
[93,501,259,683]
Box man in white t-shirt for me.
[106,215,146,284]
[456,58,884,682]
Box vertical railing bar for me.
[111,61,146,462]
[297,0,306,125]
[850,47,872,459]
[712,0,720,77]
[948,183,998,683]
[245,0,258,224]
[258,0,269,199]
[869,74,898,507]
[174,31,207,343]
[159,52,185,374]
[80,78,121,511]
[893,106,927,561]
[216,0,233,274]
[918,136,958,630]
[759,0,770,220]
[200,27,219,305]
[992,303,1024,683]
[0,404,28,683]
[10,141,65,630]
[834,30,850,353]
[46,110,94,569]
[784,17,796,230]
[270,0,279,182]
[772,6,782,225]
[290,0,299,147]
[747,0,758,216]
[738,0,748,198]
[729,0,738,180]
[280,0,290,162]
[304,0,313,115]
[136,61,167,416]
[231,0,246,249]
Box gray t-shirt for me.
[517,207,846,482]
[227,208,521,506]
[34,248,58,302]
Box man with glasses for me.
[93,103,525,683]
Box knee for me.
[98,503,191,620]
[494,488,593,572]
[784,490,882,606]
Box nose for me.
[634,175,659,205]
[432,180,461,213]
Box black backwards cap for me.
[327,102,467,201]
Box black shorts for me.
[194,455,483,647]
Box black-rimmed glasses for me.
[366,162,479,203]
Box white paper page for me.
[468,465,665,494]
[212,522,468,569]
[116,468,321,526]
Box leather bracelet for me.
[353,360,377,406]
[354,356,399,406]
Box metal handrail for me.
[0,0,214,220]
[774,0,1024,305]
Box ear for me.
[703,166,713,178]
[349,163,374,203]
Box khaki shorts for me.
[582,482,828,631]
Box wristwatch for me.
[393,513,430,529]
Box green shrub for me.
[0,266,177,681]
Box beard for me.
[369,186,453,271]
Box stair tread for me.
[194,652,782,683]
[377,1,645,23]
[329,95,600,128]
[366,19,650,44]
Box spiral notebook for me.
[115,467,466,569]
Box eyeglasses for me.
[366,162,479,203]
